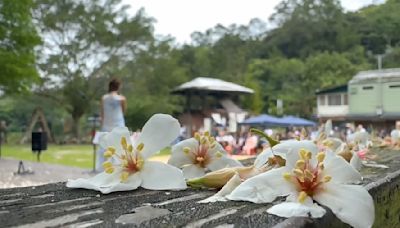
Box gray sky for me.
[124,0,383,44]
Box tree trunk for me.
[71,114,82,143]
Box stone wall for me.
[1,149,400,227]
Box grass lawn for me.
[0,144,171,169]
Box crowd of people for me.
[195,121,400,156]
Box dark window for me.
[318,95,326,106]
[362,86,374,90]
[328,94,341,106]
[343,94,348,105]
[389,85,400,88]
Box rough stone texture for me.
[1,149,400,227]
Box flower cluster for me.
[67,114,186,194]
[168,131,242,179]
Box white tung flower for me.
[227,141,375,228]
[67,114,187,194]
[168,132,242,179]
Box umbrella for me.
[240,114,286,127]
[279,115,316,127]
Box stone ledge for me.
[1,149,399,227]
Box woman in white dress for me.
[96,78,127,171]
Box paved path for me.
[0,158,92,189]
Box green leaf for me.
[250,128,280,147]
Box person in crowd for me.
[242,131,258,155]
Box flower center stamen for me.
[184,131,219,168]
[103,136,146,182]
[283,149,332,202]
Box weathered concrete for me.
[1,149,400,227]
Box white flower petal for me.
[182,164,206,179]
[199,172,242,203]
[168,138,198,168]
[326,137,343,152]
[276,140,318,169]
[254,148,274,168]
[66,171,141,194]
[314,183,375,228]
[134,114,180,159]
[207,141,227,156]
[350,153,362,171]
[99,127,131,153]
[227,167,294,203]
[267,202,326,218]
[324,156,362,184]
[140,161,187,190]
[207,155,242,171]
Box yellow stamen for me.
[136,158,144,170]
[104,150,113,158]
[306,151,312,160]
[304,169,315,181]
[299,149,308,160]
[196,157,205,162]
[121,137,128,150]
[127,144,133,153]
[283,172,292,181]
[102,161,113,169]
[194,132,201,141]
[200,137,207,145]
[323,140,333,148]
[136,143,144,151]
[105,166,114,174]
[293,169,304,177]
[122,159,128,167]
[316,152,325,163]
[204,131,210,137]
[215,151,223,158]
[183,147,191,154]
[323,175,332,183]
[107,147,116,154]
[120,171,129,182]
[298,191,308,203]
[318,163,324,170]
[295,160,305,169]
[209,137,215,144]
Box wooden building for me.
[172,77,253,137]
[316,68,400,130]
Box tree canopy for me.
[0,0,41,93]
[1,0,399,142]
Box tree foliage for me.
[33,0,154,139]
[2,0,400,140]
[0,0,41,93]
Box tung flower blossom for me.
[227,141,374,228]
[168,131,242,179]
[67,114,187,194]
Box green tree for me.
[0,0,41,93]
[356,0,400,54]
[121,39,187,130]
[263,0,359,58]
[33,0,154,139]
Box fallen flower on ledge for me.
[192,140,315,203]
[66,114,187,194]
[227,141,375,228]
[168,131,242,179]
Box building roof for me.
[172,77,254,94]
[349,68,400,84]
[315,85,347,95]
